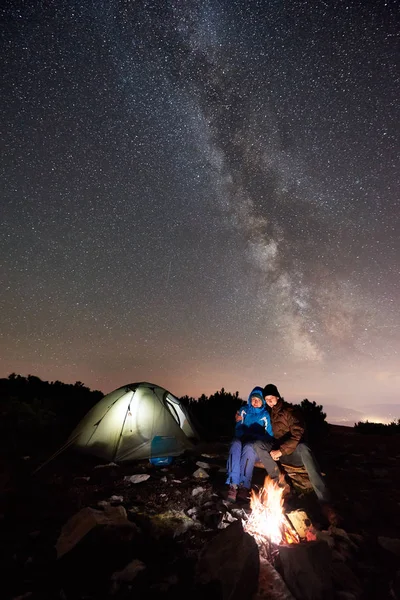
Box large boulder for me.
[195,520,260,600]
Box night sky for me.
[1,1,399,415]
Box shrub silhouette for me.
[181,388,243,440]
[0,373,103,456]
[354,420,400,435]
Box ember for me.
[244,476,300,551]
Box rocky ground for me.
[1,426,399,600]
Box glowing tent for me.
[59,382,199,462]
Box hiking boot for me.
[321,503,341,526]
[237,486,250,503]
[227,485,237,503]
[275,478,291,497]
[279,482,291,497]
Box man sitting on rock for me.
[254,383,338,525]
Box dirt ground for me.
[1,425,399,599]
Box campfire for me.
[244,475,300,558]
[243,476,336,600]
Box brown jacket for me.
[271,398,305,456]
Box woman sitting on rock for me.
[226,386,273,503]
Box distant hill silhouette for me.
[362,403,400,419]
[324,403,400,426]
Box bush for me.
[0,373,103,456]
[181,388,243,440]
[354,420,400,435]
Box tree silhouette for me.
[0,374,103,456]
[354,420,400,435]
[300,398,330,444]
[181,388,243,440]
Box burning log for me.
[285,509,314,540]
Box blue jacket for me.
[235,386,273,441]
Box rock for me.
[255,556,295,600]
[110,558,146,593]
[335,593,358,600]
[390,569,400,600]
[277,540,334,600]
[331,562,363,598]
[196,461,211,469]
[347,533,365,547]
[124,474,151,484]
[149,573,179,593]
[378,536,400,558]
[128,506,142,515]
[97,500,110,507]
[332,549,346,562]
[329,527,351,542]
[148,510,200,538]
[187,507,200,519]
[196,520,260,600]
[109,495,124,503]
[193,468,209,479]
[218,511,237,529]
[57,510,142,596]
[56,505,138,558]
[330,528,359,556]
[192,486,205,497]
[316,530,335,548]
[230,507,249,520]
[203,509,225,529]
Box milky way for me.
[1,1,399,413]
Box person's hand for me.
[270,449,282,461]
[235,412,243,423]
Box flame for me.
[244,475,299,546]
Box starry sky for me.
[1,1,399,415]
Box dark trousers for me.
[254,440,330,503]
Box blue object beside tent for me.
[150,435,176,466]
[150,456,174,466]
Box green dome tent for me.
[68,382,199,461]
[36,382,199,469]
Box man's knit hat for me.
[263,383,281,398]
